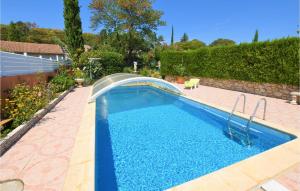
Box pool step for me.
[227,95,267,146]
[225,121,251,146]
[227,94,251,146]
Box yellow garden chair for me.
[184,80,194,89]
[190,78,200,88]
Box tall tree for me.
[64,0,84,64]
[157,35,164,46]
[175,39,205,50]
[210,38,235,46]
[180,33,188,42]
[7,21,31,42]
[253,30,259,42]
[171,25,174,45]
[89,0,165,65]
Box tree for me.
[253,30,259,42]
[89,0,165,65]
[180,33,189,42]
[174,39,206,50]
[1,23,98,45]
[155,35,164,47]
[171,25,174,45]
[83,33,101,48]
[210,38,235,46]
[63,0,85,64]
[7,21,30,41]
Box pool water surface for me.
[95,86,295,191]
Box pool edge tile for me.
[63,88,95,191]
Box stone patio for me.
[0,87,90,191]
[176,83,300,130]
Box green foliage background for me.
[49,67,75,93]
[209,38,236,47]
[63,0,84,60]
[0,24,99,47]
[161,38,299,85]
[174,39,206,50]
[79,50,124,79]
[3,83,50,129]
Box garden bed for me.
[0,87,74,156]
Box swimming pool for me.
[95,86,295,191]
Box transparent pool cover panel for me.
[90,73,183,101]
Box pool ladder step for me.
[227,94,267,146]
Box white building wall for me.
[26,53,65,61]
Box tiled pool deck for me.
[0,87,90,191]
[0,84,299,191]
[176,84,300,131]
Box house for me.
[0,40,66,61]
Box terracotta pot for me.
[176,76,185,84]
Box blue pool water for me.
[95,86,295,191]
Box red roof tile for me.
[0,40,64,55]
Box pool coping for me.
[63,87,300,191]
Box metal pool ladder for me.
[227,94,246,139]
[228,95,267,146]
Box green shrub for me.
[73,68,85,78]
[139,67,151,76]
[1,68,74,136]
[139,67,161,78]
[123,66,134,73]
[210,38,236,47]
[3,82,50,129]
[79,50,124,79]
[150,70,161,78]
[174,39,206,50]
[161,37,299,85]
[50,69,75,93]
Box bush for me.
[1,67,74,137]
[161,37,299,85]
[3,82,50,129]
[139,67,161,78]
[123,66,134,73]
[50,68,75,93]
[210,38,236,47]
[174,39,206,50]
[79,50,124,79]
[139,67,151,76]
[141,50,157,68]
[150,70,161,78]
[73,68,85,78]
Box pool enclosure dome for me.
[90,73,183,101]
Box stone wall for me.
[165,76,299,100]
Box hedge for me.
[161,37,299,85]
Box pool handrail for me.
[227,94,247,138]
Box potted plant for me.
[73,68,85,87]
[175,64,185,84]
